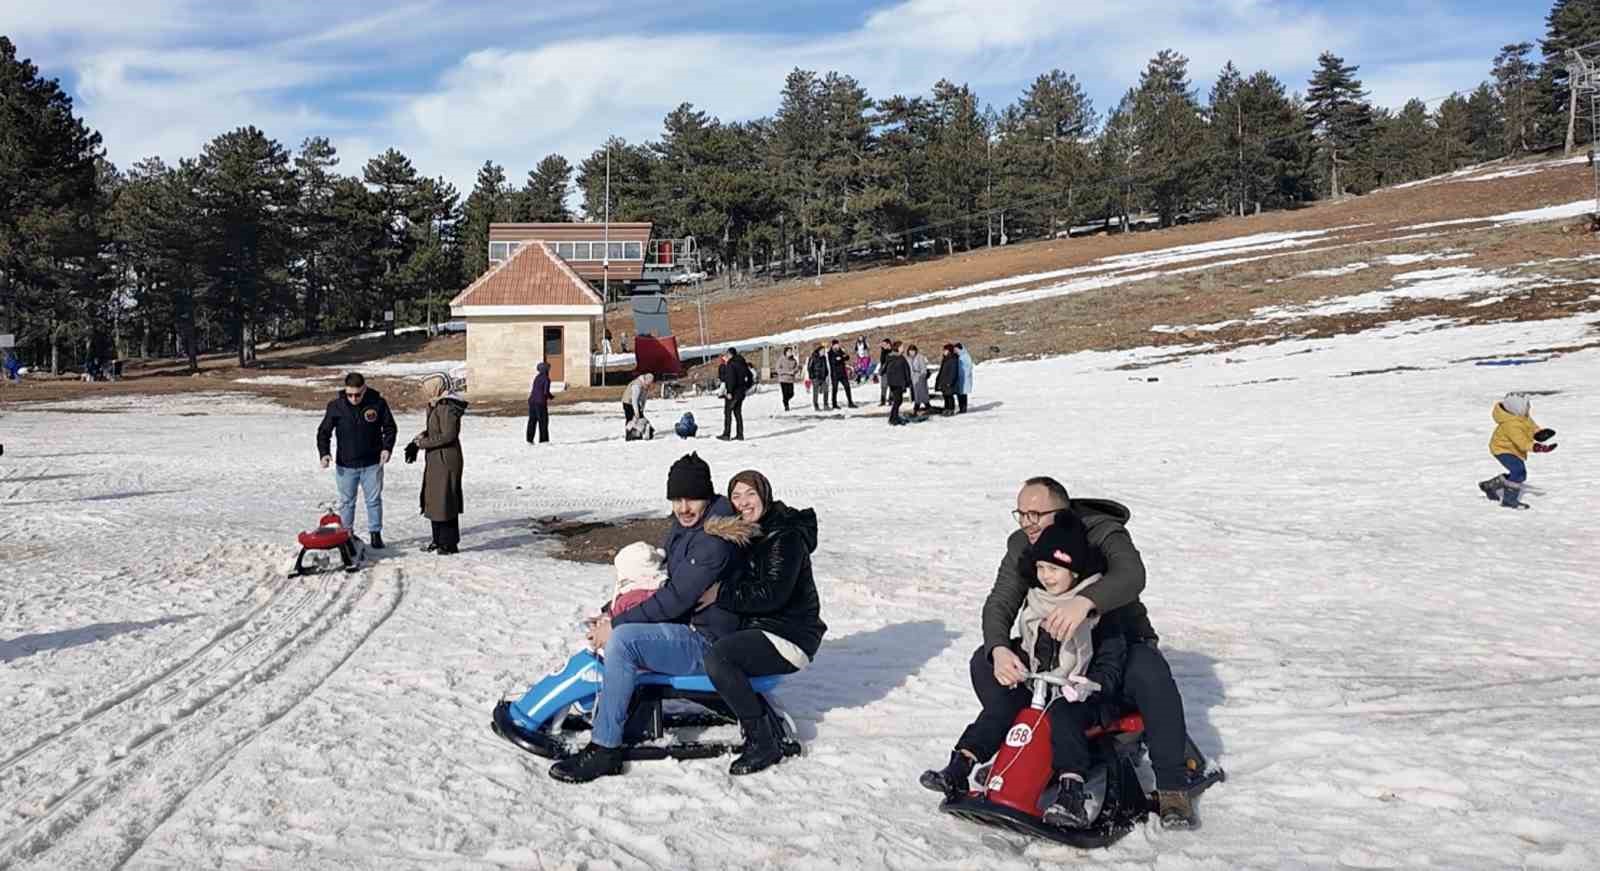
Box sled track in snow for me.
[0,567,407,871]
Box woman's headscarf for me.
[727,469,774,518]
[421,373,449,404]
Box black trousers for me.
[831,376,853,408]
[703,629,800,721]
[888,386,905,423]
[880,375,890,404]
[957,394,969,413]
[622,402,635,423]
[430,518,460,551]
[722,391,746,438]
[779,382,794,409]
[957,642,1095,774]
[526,401,549,443]
[941,391,956,412]
[958,641,1188,789]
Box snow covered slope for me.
[2,311,1597,869]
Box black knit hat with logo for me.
[1027,513,1105,579]
[666,453,715,500]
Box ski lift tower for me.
[1568,41,1600,217]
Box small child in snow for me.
[1479,393,1558,510]
[920,518,1128,828]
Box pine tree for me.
[362,148,424,335]
[461,160,512,282]
[927,80,989,251]
[1207,63,1247,217]
[875,94,936,252]
[1306,51,1375,199]
[1133,50,1203,226]
[519,154,573,223]
[1370,99,1436,187]
[293,136,340,335]
[1434,94,1476,171]
[1466,82,1507,161]
[1541,0,1600,153]
[1004,70,1097,238]
[194,126,297,365]
[1493,43,1539,155]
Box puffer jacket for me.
[807,352,830,382]
[612,496,754,642]
[935,353,960,394]
[1489,402,1540,460]
[776,354,801,384]
[982,498,1154,655]
[718,502,827,659]
[882,352,911,390]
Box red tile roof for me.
[450,241,603,308]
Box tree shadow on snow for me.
[6,489,184,507]
[1,613,200,664]
[1162,647,1226,762]
[747,425,814,441]
[776,619,960,741]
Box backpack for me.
[674,412,698,439]
[625,416,654,441]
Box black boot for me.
[369,531,385,550]
[729,717,784,776]
[918,750,974,797]
[548,742,623,783]
[1479,476,1504,501]
[1042,773,1091,828]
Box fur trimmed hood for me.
[702,514,758,547]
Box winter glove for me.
[403,442,419,464]
[1534,428,1556,443]
[1532,442,1558,453]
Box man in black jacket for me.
[717,348,754,441]
[877,338,893,405]
[881,341,912,425]
[316,373,398,549]
[827,340,855,409]
[806,346,831,410]
[938,476,1199,829]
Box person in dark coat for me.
[527,362,553,444]
[705,469,826,776]
[937,476,1198,829]
[881,341,912,425]
[877,338,894,405]
[316,372,398,549]
[807,346,831,410]
[934,344,961,417]
[412,374,467,554]
[550,453,757,784]
[827,340,855,409]
[717,348,754,441]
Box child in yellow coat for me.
[1479,393,1558,509]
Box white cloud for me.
[8,0,1537,201]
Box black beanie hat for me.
[667,452,715,500]
[1027,514,1105,579]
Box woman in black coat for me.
[705,469,827,776]
[934,344,961,416]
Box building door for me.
[543,326,564,382]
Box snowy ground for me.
[3,310,1599,870]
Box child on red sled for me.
[920,519,1128,828]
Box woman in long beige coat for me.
[413,375,467,554]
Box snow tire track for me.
[0,567,407,871]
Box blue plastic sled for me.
[491,649,798,761]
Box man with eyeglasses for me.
[316,372,398,550]
[976,476,1198,829]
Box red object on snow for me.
[1084,712,1144,740]
[982,704,1058,817]
[297,512,351,550]
[633,334,683,376]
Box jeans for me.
[335,463,384,533]
[1495,453,1527,483]
[593,623,711,747]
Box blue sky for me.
[5,0,1551,196]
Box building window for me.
[608,242,625,261]
[571,242,591,260]
[556,242,575,259]
[623,241,642,260]
[489,240,522,262]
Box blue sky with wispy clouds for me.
[5,0,1550,194]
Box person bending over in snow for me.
[549,453,755,783]
[922,521,1127,828]
[1479,393,1557,509]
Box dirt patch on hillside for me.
[534,515,672,565]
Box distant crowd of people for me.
[794,337,974,426]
